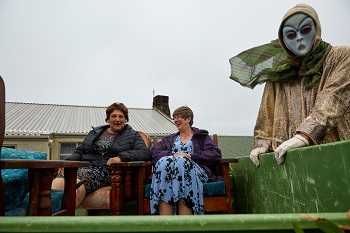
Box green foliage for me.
[315,218,345,233]
[292,222,305,233]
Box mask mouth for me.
[298,44,306,50]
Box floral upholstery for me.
[5,191,64,216]
[1,147,64,216]
[2,168,28,212]
[1,147,47,213]
[1,147,46,160]
[78,186,111,209]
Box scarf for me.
[229,39,332,89]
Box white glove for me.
[274,134,309,165]
[250,147,269,167]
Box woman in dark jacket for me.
[52,102,151,207]
[150,106,222,215]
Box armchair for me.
[111,134,238,215]
[77,131,152,215]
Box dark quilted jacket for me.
[65,124,151,167]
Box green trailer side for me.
[232,140,350,214]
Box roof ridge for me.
[5,101,152,110]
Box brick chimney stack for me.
[153,95,170,117]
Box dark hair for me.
[105,102,129,122]
[172,106,194,126]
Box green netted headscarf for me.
[229,3,332,89]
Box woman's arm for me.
[191,135,222,166]
[150,135,175,164]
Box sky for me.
[1,0,349,136]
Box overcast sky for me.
[1,0,349,136]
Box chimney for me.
[153,95,170,117]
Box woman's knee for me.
[51,177,65,190]
[155,156,175,170]
[174,156,190,169]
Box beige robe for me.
[254,46,350,150]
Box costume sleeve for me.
[191,135,222,166]
[253,82,275,150]
[150,135,174,164]
[297,47,350,144]
[118,131,152,162]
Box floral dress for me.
[150,135,209,215]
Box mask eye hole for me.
[301,25,312,35]
[285,31,296,40]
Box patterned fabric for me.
[171,135,193,154]
[5,191,63,216]
[2,169,28,212]
[151,127,222,181]
[1,147,46,160]
[57,166,111,194]
[1,148,47,213]
[78,186,111,209]
[150,156,208,215]
[229,39,331,89]
[94,130,117,154]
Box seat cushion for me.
[5,191,64,216]
[78,186,111,209]
[1,147,47,212]
[1,147,47,160]
[203,181,226,196]
[144,181,226,199]
[2,169,28,212]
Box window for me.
[59,142,79,160]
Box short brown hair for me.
[172,106,194,126]
[105,102,129,122]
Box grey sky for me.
[1,0,349,136]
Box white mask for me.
[282,13,316,57]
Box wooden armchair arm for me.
[110,161,152,169]
[109,161,152,215]
[219,158,238,164]
[0,160,89,216]
[216,158,238,206]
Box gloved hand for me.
[274,134,309,165]
[250,147,269,167]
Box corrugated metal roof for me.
[217,136,254,158]
[5,102,178,136]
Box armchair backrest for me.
[138,131,152,149]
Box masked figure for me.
[229,3,350,166]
